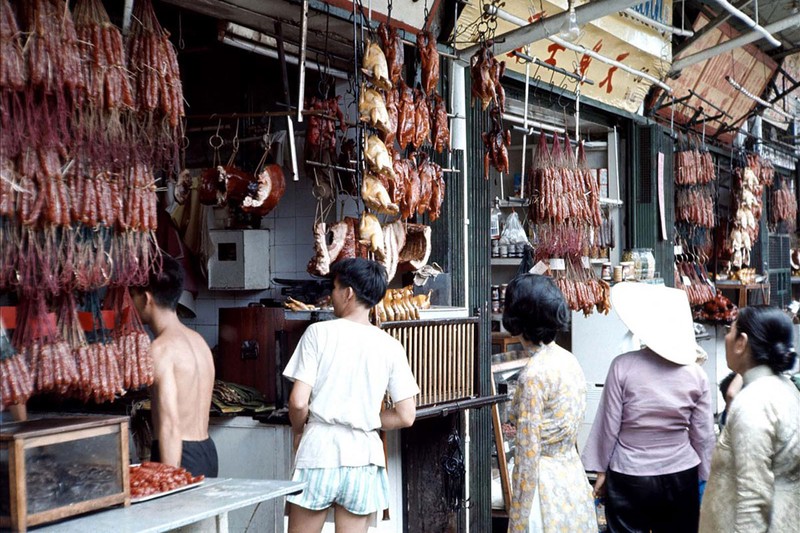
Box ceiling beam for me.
[672,0,752,57]
[457,0,644,62]
[670,14,800,74]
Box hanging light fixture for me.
[558,0,581,43]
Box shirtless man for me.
[131,254,218,477]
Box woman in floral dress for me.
[502,274,596,532]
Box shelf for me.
[492,258,523,266]
[599,198,623,207]
[497,198,531,207]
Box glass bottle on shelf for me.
[491,199,503,240]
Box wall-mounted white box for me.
[208,229,270,290]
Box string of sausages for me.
[674,140,716,262]
[0,0,182,410]
[674,261,715,306]
[770,183,796,230]
[551,258,611,316]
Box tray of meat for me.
[130,462,205,503]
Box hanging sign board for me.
[454,0,673,113]
[656,13,777,139]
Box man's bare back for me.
[150,322,215,466]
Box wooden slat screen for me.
[381,317,478,407]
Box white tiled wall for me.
[182,170,319,348]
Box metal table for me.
[32,478,305,533]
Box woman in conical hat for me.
[581,282,716,533]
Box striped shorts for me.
[287,465,390,515]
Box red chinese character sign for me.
[454,0,673,114]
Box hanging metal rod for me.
[687,89,733,119]
[399,38,459,59]
[670,14,800,73]
[305,160,355,173]
[710,0,781,48]
[726,76,796,121]
[620,8,693,37]
[503,113,566,134]
[485,6,672,93]
[458,0,645,60]
[511,51,595,85]
[221,35,350,79]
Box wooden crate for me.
[382,317,479,407]
[0,416,130,532]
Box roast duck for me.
[378,23,404,83]
[431,93,450,153]
[381,88,399,146]
[417,31,439,95]
[470,42,506,113]
[361,40,392,90]
[412,88,431,150]
[359,84,392,134]
[305,95,346,162]
[364,134,397,181]
[359,212,385,259]
[396,80,415,150]
[482,107,510,178]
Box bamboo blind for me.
[382,318,477,407]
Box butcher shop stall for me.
[1,0,799,531]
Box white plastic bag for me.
[500,212,528,245]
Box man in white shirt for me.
[283,258,419,533]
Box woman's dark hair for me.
[330,258,388,308]
[735,305,797,374]
[719,371,738,397]
[138,254,184,311]
[502,274,570,345]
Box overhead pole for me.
[670,14,800,74]
[672,0,753,57]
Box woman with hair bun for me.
[699,305,800,533]
[501,274,596,532]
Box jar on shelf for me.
[641,248,656,279]
[601,262,613,281]
[621,249,634,263]
[621,261,635,280]
[631,249,643,280]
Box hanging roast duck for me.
[482,107,510,178]
[362,40,392,90]
[417,31,439,95]
[359,83,392,134]
[378,23,404,84]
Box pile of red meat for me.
[130,462,204,499]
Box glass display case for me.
[0,416,130,532]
